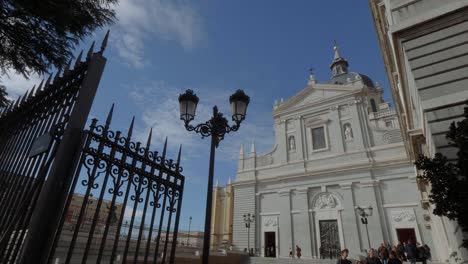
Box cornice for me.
[273,90,365,118]
[360,179,380,188]
[339,182,353,190]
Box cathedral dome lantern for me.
[330,42,349,76]
[326,43,375,88]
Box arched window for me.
[370,98,377,112]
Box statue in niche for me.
[344,124,353,140]
[289,136,296,150]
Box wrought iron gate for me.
[49,108,184,264]
[0,34,109,263]
[0,32,185,264]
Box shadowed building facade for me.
[232,46,435,259]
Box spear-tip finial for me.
[239,144,245,159]
[54,67,62,83]
[14,96,22,108]
[20,90,29,104]
[86,41,95,61]
[176,144,182,165]
[75,50,84,67]
[37,79,45,92]
[105,103,115,128]
[100,30,110,54]
[126,116,135,139]
[145,127,153,150]
[64,58,72,75]
[28,85,36,99]
[45,74,53,90]
[161,137,168,158]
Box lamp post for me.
[355,205,373,250]
[187,216,192,246]
[243,213,255,256]
[178,89,250,264]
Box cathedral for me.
[230,45,434,259]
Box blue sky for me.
[4,0,392,232]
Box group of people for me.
[335,240,431,264]
[371,240,431,264]
[289,245,302,258]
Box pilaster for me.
[295,187,312,258]
[339,182,361,256]
[295,117,305,161]
[278,189,292,257]
[358,180,384,248]
[330,105,345,153]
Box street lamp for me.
[187,216,192,246]
[178,89,250,264]
[355,205,373,250]
[243,213,255,256]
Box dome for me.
[326,72,375,88]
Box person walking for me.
[417,243,428,264]
[405,239,418,264]
[396,242,406,262]
[386,241,392,253]
[423,244,431,261]
[289,248,294,258]
[296,245,302,259]
[336,249,352,264]
[388,251,402,264]
[366,249,383,264]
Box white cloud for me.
[127,81,275,164]
[1,71,42,100]
[113,0,204,68]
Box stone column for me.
[295,117,305,161]
[296,187,313,258]
[278,189,292,257]
[329,105,345,153]
[358,180,384,249]
[339,182,362,256]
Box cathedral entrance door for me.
[319,220,341,259]
[264,232,276,258]
[396,228,417,243]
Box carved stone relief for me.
[263,216,278,227]
[314,193,338,209]
[391,210,416,223]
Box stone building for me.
[369,0,468,263]
[210,178,235,250]
[232,45,434,259]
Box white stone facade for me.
[232,48,434,259]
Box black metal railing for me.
[50,108,184,264]
[0,33,109,263]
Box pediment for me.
[275,84,362,112]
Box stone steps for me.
[250,257,337,264]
